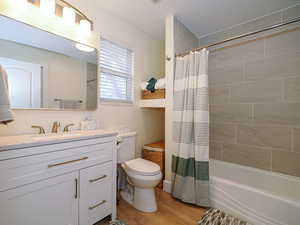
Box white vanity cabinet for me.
[0,171,79,225]
[0,131,117,225]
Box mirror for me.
[0,16,98,111]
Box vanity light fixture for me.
[63,7,76,25]
[75,43,95,52]
[27,0,94,34]
[40,0,56,17]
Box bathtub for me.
[210,160,300,225]
[164,160,300,225]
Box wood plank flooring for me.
[96,188,207,225]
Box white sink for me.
[30,133,83,141]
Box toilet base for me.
[133,187,157,213]
[121,187,157,213]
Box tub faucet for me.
[51,121,61,133]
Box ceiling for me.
[95,0,299,40]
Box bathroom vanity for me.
[0,130,117,225]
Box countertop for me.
[0,130,118,151]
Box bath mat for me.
[198,208,251,225]
[109,220,128,225]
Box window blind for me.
[99,39,133,102]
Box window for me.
[99,39,133,102]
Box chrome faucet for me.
[51,121,61,133]
[32,125,46,134]
[63,123,75,132]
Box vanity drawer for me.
[0,142,113,191]
[0,136,114,161]
[80,162,113,225]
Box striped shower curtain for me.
[171,49,210,207]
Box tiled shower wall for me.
[199,4,300,177]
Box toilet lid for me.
[124,158,161,176]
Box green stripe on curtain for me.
[172,155,209,181]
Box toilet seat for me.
[123,158,161,176]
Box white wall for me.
[0,0,165,156]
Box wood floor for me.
[96,188,207,225]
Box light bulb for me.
[79,19,92,35]
[40,0,56,17]
[63,7,76,25]
[76,43,95,52]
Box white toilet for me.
[117,132,162,213]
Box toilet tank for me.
[117,132,136,163]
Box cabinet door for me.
[79,162,113,225]
[0,172,79,225]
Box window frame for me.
[99,38,134,104]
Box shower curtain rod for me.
[174,17,300,58]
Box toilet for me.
[117,132,162,213]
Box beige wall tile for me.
[203,4,300,176]
[272,150,300,177]
[284,77,300,102]
[209,86,230,104]
[208,64,243,85]
[253,103,300,126]
[265,28,300,56]
[237,125,291,150]
[210,123,236,144]
[231,80,282,103]
[212,38,264,66]
[292,128,300,153]
[208,53,218,68]
[210,104,251,123]
[245,53,300,81]
[210,142,223,160]
[223,144,271,170]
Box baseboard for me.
[163,180,171,193]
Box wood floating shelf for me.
[142,89,165,99]
[140,89,166,108]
